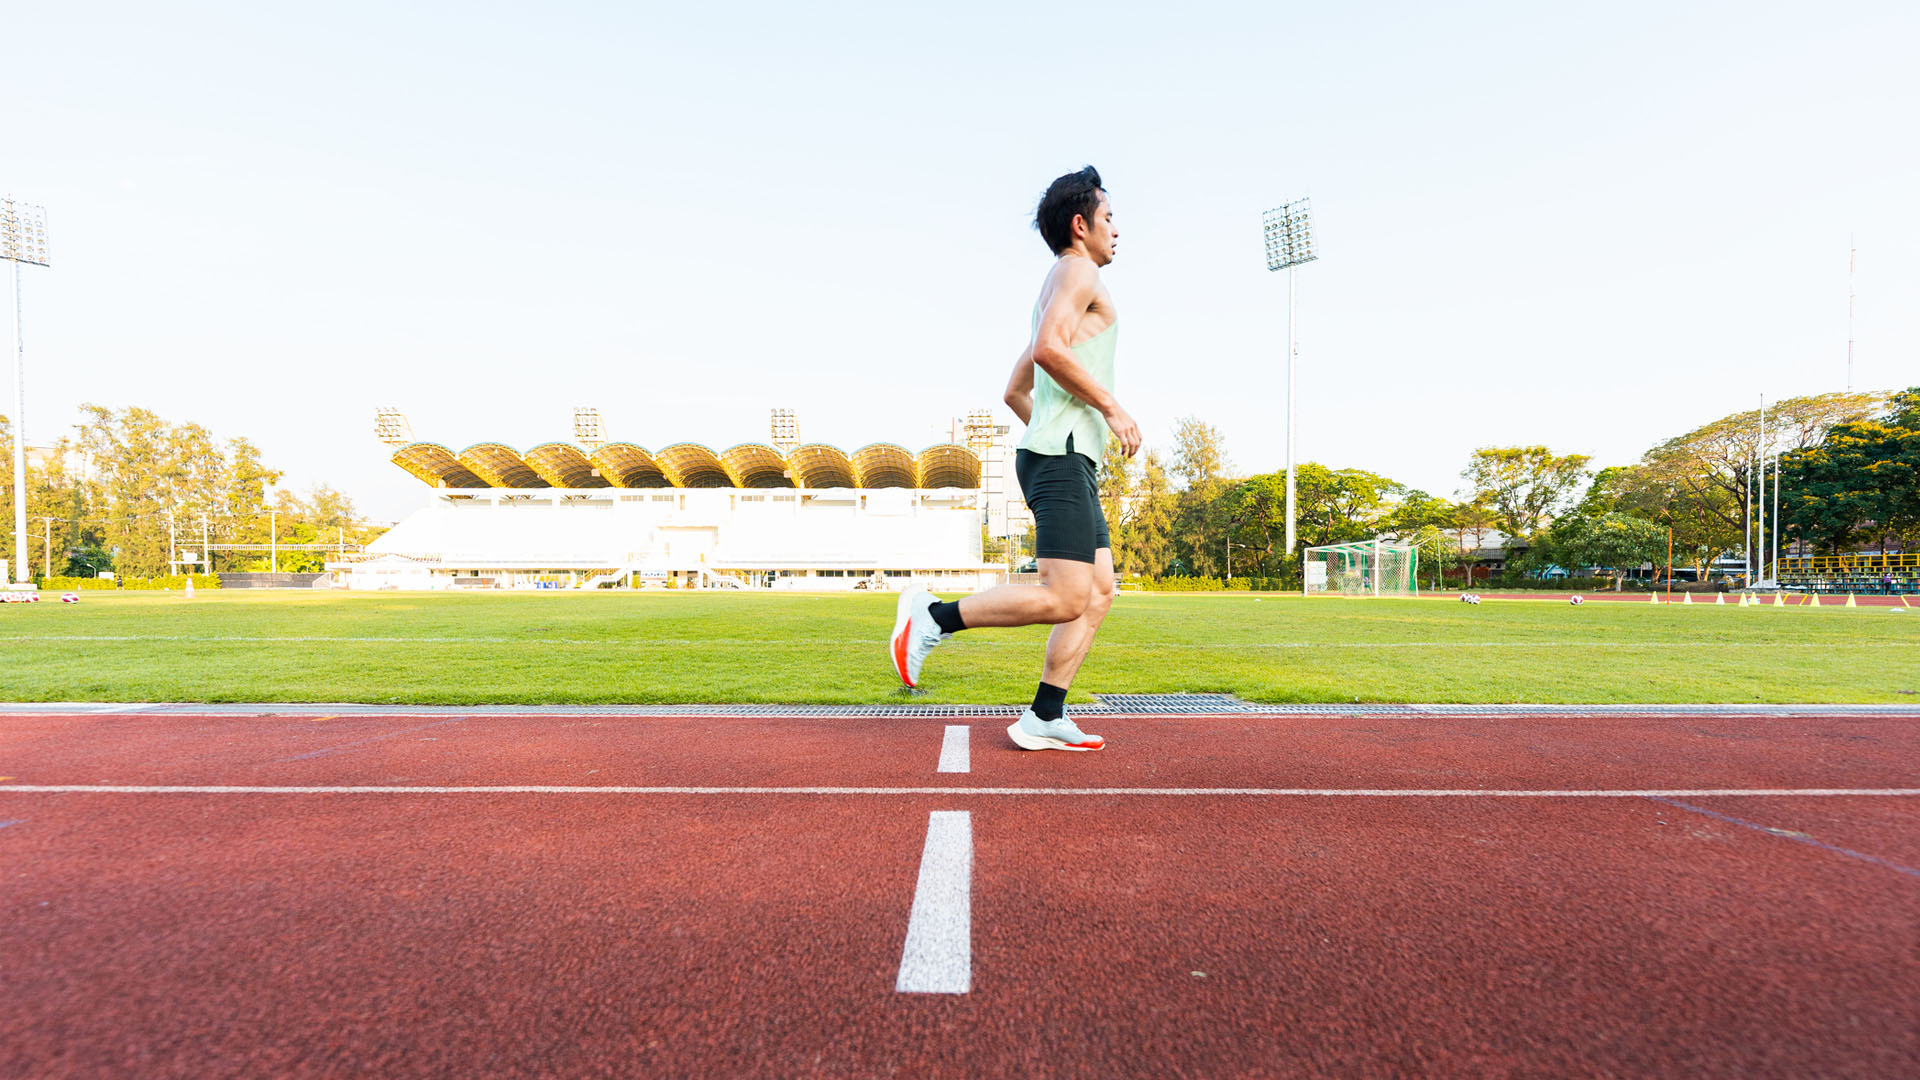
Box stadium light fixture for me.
[3,196,50,586]
[770,408,798,454]
[574,406,606,451]
[374,407,414,446]
[1262,198,1316,556]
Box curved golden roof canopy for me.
[915,444,981,489]
[525,442,607,488]
[392,439,982,490]
[851,443,916,489]
[788,444,855,489]
[589,443,671,488]
[655,443,732,488]
[720,443,794,489]
[392,442,487,489]
[459,443,546,488]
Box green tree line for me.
[1097,418,1500,587]
[1098,389,1911,589]
[0,405,386,580]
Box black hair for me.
[1034,165,1106,255]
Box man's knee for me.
[1089,577,1116,616]
[1041,580,1093,623]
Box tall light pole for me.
[1263,199,1317,555]
[1756,395,1767,586]
[1772,444,1781,582]
[3,196,50,586]
[1846,239,1855,393]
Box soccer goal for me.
[1303,540,1419,597]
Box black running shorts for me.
[1015,445,1109,565]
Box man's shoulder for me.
[1044,255,1100,296]
[1052,253,1099,279]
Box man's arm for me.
[1032,259,1141,455]
[1003,346,1035,425]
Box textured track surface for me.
[4,708,1917,1078]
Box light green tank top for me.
[1019,300,1116,465]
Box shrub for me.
[39,576,120,590]
[1470,575,1610,592]
[1143,576,1224,592]
[38,574,220,591]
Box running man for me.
[889,165,1140,751]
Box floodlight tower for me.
[963,410,996,455]
[573,406,606,451]
[769,408,797,454]
[1263,198,1317,555]
[374,407,414,445]
[3,196,50,586]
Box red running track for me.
[3,710,1917,1078]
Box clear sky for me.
[9,1,1916,522]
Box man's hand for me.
[1105,402,1142,457]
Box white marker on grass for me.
[896,810,971,993]
[937,725,969,773]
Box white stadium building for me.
[332,410,1031,591]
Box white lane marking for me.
[937,726,970,773]
[896,810,971,994]
[2,785,1915,798]
[0,634,1906,650]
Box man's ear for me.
[1071,213,1088,241]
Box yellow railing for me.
[1780,552,1920,573]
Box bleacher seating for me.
[1778,553,1918,595]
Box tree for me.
[1571,466,1636,517]
[52,404,365,578]
[1169,417,1230,492]
[1780,387,1920,554]
[1170,480,1234,578]
[1461,446,1592,538]
[1385,489,1457,537]
[1115,451,1177,577]
[1387,490,1461,590]
[1449,500,1501,586]
[1220,472,1290,578]
[222,436,283,559]
[1638,391,1884,562]
[1530,512,1670,590]
[1293,463,1400,549]
[1100,435,1132,540]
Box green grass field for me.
[2,590,1915,705]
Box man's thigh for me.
[1017,450,1101,564]
[1092,548,1117,596]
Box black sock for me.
[929,600,966,635]
[1031,681,1068,721]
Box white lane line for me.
[937,726,970,773]
[896,810,971,994]
[1,635,1908,650]
[3,785,1916,797]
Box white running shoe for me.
[1007,708,1105,752]
[890,587,950,688]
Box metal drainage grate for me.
[1095,693,1273,714]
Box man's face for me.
[1077,192,1118,265]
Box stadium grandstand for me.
[331,409,1030,591]
[1779,552,1919,595]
